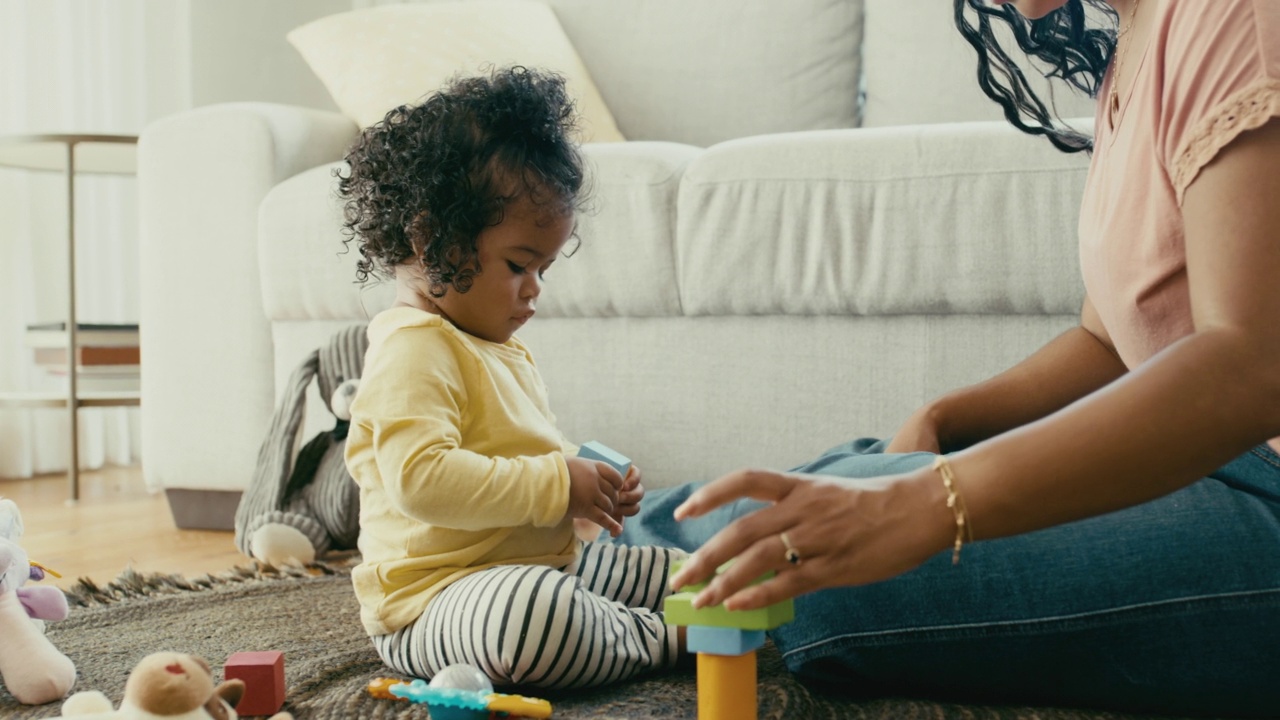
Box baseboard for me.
[165,488,241,530]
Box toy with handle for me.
[366,665,553,719]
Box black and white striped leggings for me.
[372,542,686,689]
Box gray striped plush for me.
[234,324,368,558]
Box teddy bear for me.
[56,652,293,720]
[0,497,77,704]
[234,324,366,566]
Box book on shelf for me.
[24,322,139,349]
[41,365,140,378]
[33,346,140,366]
[44,373,140,393]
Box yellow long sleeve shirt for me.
[345,307,577,635]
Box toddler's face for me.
[433,200,573,344]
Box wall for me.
[188,0,350,111]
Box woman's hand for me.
[885,403,946,454]
[667,468,953,611]
[565,456,625,537]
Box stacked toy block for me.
[664,561,794,720]
[577,440,631,477]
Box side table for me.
[0,133,140,501]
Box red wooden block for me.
[224,651,285,716]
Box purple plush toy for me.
[0,498,76,704]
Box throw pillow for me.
[287,1,625,143]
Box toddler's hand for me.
[573,517,603,543]
[565,456,624,537]
[614,466,645,521]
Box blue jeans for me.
[617,438,1280,717]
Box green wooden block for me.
[662,560,794,630]
[664,591,793,630]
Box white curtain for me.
[0,0,191,478]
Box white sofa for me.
[138,0,1095,529]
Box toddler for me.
[339,67,684,689]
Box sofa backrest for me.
[543,0,863,146]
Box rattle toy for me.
[366,663,552,719]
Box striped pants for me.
[373,542,686,689]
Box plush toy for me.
[0,497,76,705]
[234,325,367,566]
[56,652,293,720]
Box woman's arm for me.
[891,298,1127,453]
[959,117,1280,538]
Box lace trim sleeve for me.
[1171,79,1280,206]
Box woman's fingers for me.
[670,499,794,592]
[689,531,788,608]
[679,524,828,610]
[690,522,821,608]
[671,475,861,603]
[723,559,823,611]
[673,469,798,521]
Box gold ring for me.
[780,532,802,566]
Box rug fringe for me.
[64,550,359,608]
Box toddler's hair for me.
[338,66,587,294]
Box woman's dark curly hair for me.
[337,66,587,294]
[954,0,1118,153]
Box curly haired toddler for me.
[339,66,685,690]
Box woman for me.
[620,0,1280,715]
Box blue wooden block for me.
[686,625,766,656]
[578,441,631,477]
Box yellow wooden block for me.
[697,650,757,720]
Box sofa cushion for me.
[286,1,624,143]
[257,142,699,322]
[861,0,1097,127]
[676,122,1091,317]
[539,141,699,317]
[544,0,862,146]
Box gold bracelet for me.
[932,456,973,565]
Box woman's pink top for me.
[1077,0,1280,453]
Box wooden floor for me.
[1,464,247,590]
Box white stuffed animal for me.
[0,497,76,704]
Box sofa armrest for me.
[139,103,358,503]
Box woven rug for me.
[0,557,1187,720]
